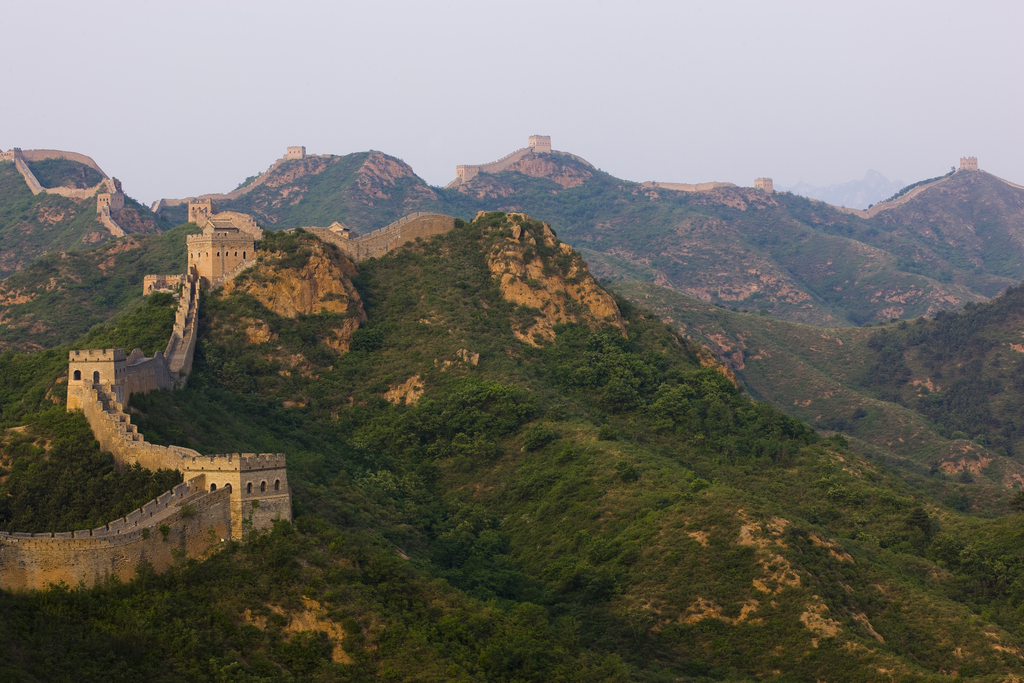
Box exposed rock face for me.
[484,213,626,346]
[506,155,592,189]
[356,152,438,204]
[222,239,366,353]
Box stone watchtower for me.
[188,199,215,225]
[959,156,978,171]
[285,146,306,160]
[529,135,552,153]
[754,177,774,193]
[187,223,255,288]
[67,349,127,409]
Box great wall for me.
[0,148,127,237]
[0,203,288,590]
[150,146,310,213]
[0,182,468,590]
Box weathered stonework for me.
[1,227,292,590]
[306,212,455,263]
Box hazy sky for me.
[3,1,1022,205]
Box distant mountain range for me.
[781,169,907,209]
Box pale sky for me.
[2,1,1022,205]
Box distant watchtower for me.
[529,135,552,154]
[959,156,978,171]
[188,199,215,225]
[754,177,774,193]
[67,349,127,409]
[285,146,306,160]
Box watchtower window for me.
[93,371,100,383]
[73,370,81,381]
[260,481,267,492]
[274,479,281,491]
[243,251,246,259]
[225,483,232,493]
[247,482,253,494]
[210,483,217,491]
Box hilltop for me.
[5,212,1024,679]
[147,142,1024,327]
[0,150,169,279]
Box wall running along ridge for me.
[150,146,313,212]
[0,148,125,236]
[306,212,456,262]
[0,476,232,591]
[1,233,291,590]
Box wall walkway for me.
[306,212,455,262]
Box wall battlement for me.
[11,225,295,590]
[306,212,456,262]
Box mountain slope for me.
[0,160,167,279]
[4,213,1024,679]
[180,147,1024,326]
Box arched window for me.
[93,371,100,383]
[210,483,217,491]
[247,482,253,494]
[234,251,237,257]
[73,370,81,381]
[260,481,267,492]
[242,252,246,259]
[216,252,220,257]
[225,483,232,493]
[274,480,281,491]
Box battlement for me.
[959,156,978,171]
[529,135,552,153]
[69,348,125,362]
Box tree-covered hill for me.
[177,148,1024,326]
[0,160,170,280]
[0,223,199,350]
[5,213,1024,680]
[611,279,1024,515]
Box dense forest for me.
[3,214,1024,680]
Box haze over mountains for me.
[7,141,1024,679]
[782,169,907,209]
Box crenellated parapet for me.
[0,475,234,590]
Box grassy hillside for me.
[611,280,1024,515]
[0,223,199,350]
[0,160,171,279]
[4,213,1024,679]
[218,152,450,233]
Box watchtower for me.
[285,146,306,160]
[67,349,127,409]
[529,135,552,153]
[188,199,215,225]
[187,223,255,288]
[959,156,978,171]
[754,177,774,193]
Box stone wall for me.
[143,274,187,295]
[307,212,455,262]
[17,149,107,177]
[152,147,314,212]
[0,475,233,590]
[643,181,737,193]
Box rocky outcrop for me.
[484,213,626,346]
[221,239,366,353]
